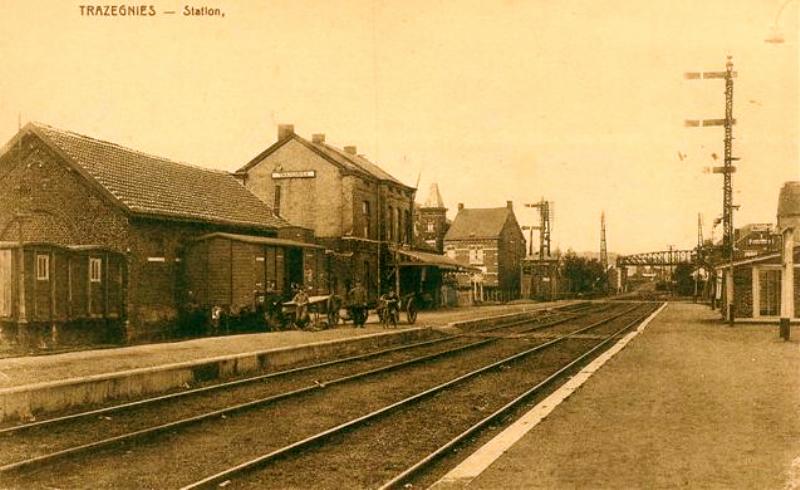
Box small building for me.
[443,201,526,302]
[235,125,416,301]
[521,255,561,300]
[0,123,301,345]
[716,181,800,322]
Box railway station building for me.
[0,123,321,346]
[235,125,417,302]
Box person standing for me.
[292,286,310,329]
[349,281,368,328]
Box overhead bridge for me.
[616,249,698,267]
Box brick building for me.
[0,123,301,344]
[443,202,526,302]
[235,125,416,300]
[415,183,450,254]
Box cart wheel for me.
[405,299,418,324]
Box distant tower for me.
[600,211,608,271]
[697,213,704,257]
[418,183,448,253]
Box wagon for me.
[278,294,343,329]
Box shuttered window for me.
[90,258,102,283]
[36,254,49,281]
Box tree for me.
[673,263,696,296]
[561,251,606,294]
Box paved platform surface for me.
[458,302,800,489]
[0,302,568,389]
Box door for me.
[0,250,12,317]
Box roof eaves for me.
[236,135,294,173]
[130,209,288,231]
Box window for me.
[469,247,484,265]
[90,258,102,283]
[274,185,282,216]
[36,254,49,281]
[387,206,394,241]
[394,208,400,243]
[404,210,411,243]
[445,247,456,259]
[361,201,371,238]
[426,221,435,233]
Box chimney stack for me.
[343,145,357,155]
[507,200,513,210]
[311,133,325,144]
[278,124,294,141]
[458,203,464,211]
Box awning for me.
[395,249,480,272]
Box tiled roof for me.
[31,123,288,230]
[444,207,513,240]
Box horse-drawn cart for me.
[278,294,343,329]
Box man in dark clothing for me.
[348,281,368,328]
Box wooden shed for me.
[0,242,126,345]
[183,233,328,313]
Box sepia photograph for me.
[0,0,797,488]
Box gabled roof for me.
[237,133,414,190]
[22,123,289,231]
[444,207,515,241]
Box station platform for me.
[0,302,568,389]
[0,301,575,422]
[434,301,800,489]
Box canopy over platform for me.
[395,248,479,272]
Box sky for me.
[0,0,797,255]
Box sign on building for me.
[271,170,316,179]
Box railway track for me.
[0,301,654,488]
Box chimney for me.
[507,200,513,210]
[311,133,325,144]
[458,203,464,211]
[278,124,294,141]
[344,145,357,155]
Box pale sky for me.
[0,0,797,254]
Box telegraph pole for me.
[600,211,608,271]
[695,213,704,300]
[685,56,738,325]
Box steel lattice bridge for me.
[616,249,698,267]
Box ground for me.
[468,302,800,489]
